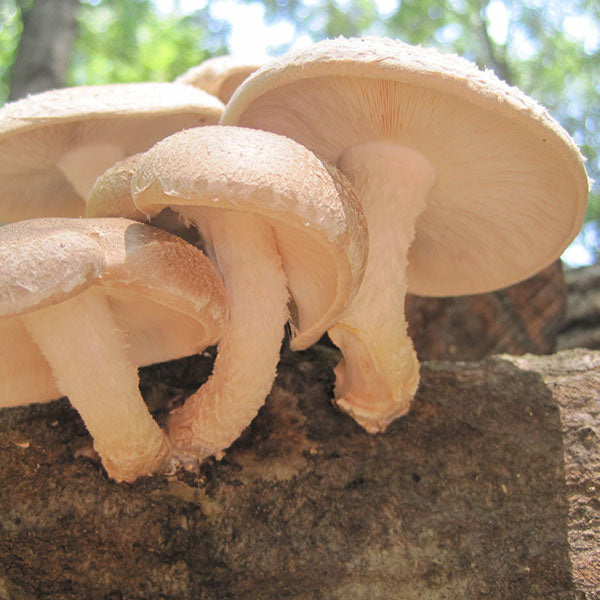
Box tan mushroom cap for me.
[175,55,263,103]
[222,36,589,297]
[85,153,147,221]
[0,83,224,222]
[85,156,204,248]
[0,217,226,407]
[133,125,367,350]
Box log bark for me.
[8,0,79,101]
[406,261,566,361]
[558,263,600,351]
[0,346,598,599]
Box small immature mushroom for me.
[85,153,147,221]
[0,218,226,481]
[222,36,589,432]
[86,153,202,247]
[175,55,263,103]
[132,125,367,462]
[0,82,224,222]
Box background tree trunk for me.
[8,0,79,101]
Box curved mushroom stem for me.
[328,142,436,432]
[57,143,125,200]
[21,287,171,482]
[167,210,289,463]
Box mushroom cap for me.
[0,82,224,222]
[85,153,147,221]
[132,125,368,350]
[222,36,589,297]
[0,217,226,406]
[175,55,263,103]
[85,154,205,249]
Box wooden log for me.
[558,263,600,351]
[0,346,598,599]
[406,261,566,360]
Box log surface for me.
[0,347,598,600]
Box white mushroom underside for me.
[0,286,215,408]
[106,287,214,366]
[0,114,215,221]
[233,76,581,295]
[56,142,126,199]
[267,219,338,345]
[0,317,59,406]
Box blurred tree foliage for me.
[71,0,228,84]
[0,0,229,94]
[0,0,598,235]
[0,1,22,102]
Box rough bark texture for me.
[0,346,598,599]
[558,264,600,351]
[8,0,79,101]
[406,261,566,361]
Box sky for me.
[155,0,309,57]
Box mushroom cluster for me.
[0,37,588,481]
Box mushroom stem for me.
[167,209,289,462]
[328,142,436,432]
[56,142,125,199]
[20,287,171,482]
